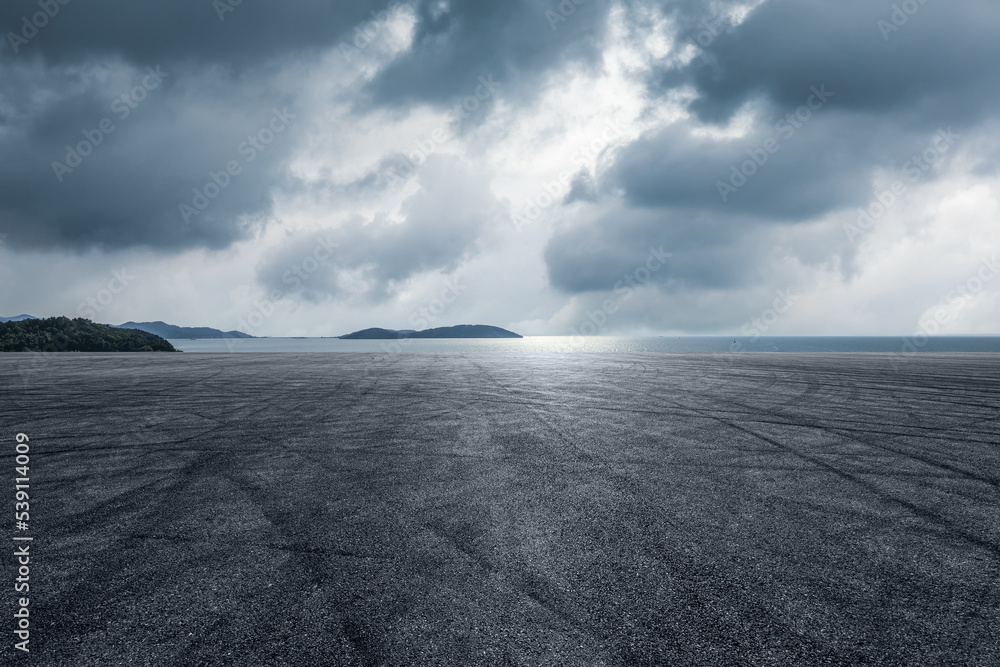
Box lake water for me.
[168,336,1000,354]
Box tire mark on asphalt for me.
[678,404,1000,560]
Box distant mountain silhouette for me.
[0,314,37,322]
[115,321,255,339]
[340,325,522,339]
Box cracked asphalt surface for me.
[2,352,999,665]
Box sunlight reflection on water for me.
[169,336,1000,354]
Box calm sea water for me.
[168,336,1000,354]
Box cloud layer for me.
[1,0,998,336]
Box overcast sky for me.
[1,0,998,336]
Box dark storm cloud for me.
[2,0,612,111]
[1,0,614,253]
[256,155,500,302]
[4,0,998,281]
[609,110,952,220]
[0,0,358,253]
[674,0,1000,126]
[1,0,608,86]
[364,0,611,108]
[576,112,961,298]
[545,206,765,294]
[0,1,382,66]
[621,0,1000,216]
[0,0,399,253]
[0,62,299,251]
[545,0,999,297]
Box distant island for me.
[0,317,177,352]
[114,321,255,340]
[1,316,251,340]
[340,325,522,339]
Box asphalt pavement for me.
[2,352,998,665]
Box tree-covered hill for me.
[0,317,177,352]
